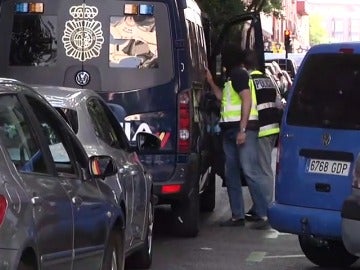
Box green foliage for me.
[309,14,329,45]
[197,0,284,39]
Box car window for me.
[287,53,360,130]
[0,94,49,174]
[25,95,78,177]
[87,98,122,148]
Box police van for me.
[0,0,265,237]
[268,42,360,267]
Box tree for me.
[309,14,329,45]
[197,0,283,40]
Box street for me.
[148,150,360,270]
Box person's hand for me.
[236,131,246,145]
[205,67,213,84]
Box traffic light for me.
[284,30,292,53]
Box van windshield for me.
[287,53,360,130]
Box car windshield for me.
[287,53,360,130]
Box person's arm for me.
[205,68,222,101]
[232,68,251,145]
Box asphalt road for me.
[146,150,360,270]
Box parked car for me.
[342,153,360,257]
[268,43,360,267]
[33,85,160,269]
[0,78,125,270]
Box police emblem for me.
[62,4,104,61]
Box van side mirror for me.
[89,155,117,180]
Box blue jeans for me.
[258,134,278,204]
[222,128,269,219]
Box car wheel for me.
[125,200,154,269]
[200,170,216,212]
[102,229,125,270]
[171,184,200,237]
[298,235,358,267]
[17,261,35,270]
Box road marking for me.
[200,247,213,251]
[246,252,267,262]
[265,229,291,239]
[246,252,306,262]
[264,255,306,259]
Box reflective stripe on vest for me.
[259,123,280,137]
[220,80,258,123]
[250,70,280,138]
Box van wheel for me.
[200,171,215,212]
[126,201,154,269]
[171,184,200,237]
[102,229,125,270]
[298,235,358,267]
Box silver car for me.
[33,85,160,269]
[0,78,125,270]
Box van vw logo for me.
[75,71,90,86]
[322,133,331,146]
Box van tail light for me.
[161,184,182,194]
[0,195,8,225]
[339,48,354,54]
[177,91,191,153]
[352,154,360,188]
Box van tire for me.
[298,235,358,267]
[171,184,200,237]
[200,171,215,212]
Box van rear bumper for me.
[268,202,341,239]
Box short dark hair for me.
[221,43,245,71]
[243,49,258,70]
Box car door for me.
[23,93,111,269]
[86,97,147,247]
[0,92,74,270]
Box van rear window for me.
[287,54,360,130]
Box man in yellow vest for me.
[205,44,269,229]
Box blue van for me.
[268,42,360,267]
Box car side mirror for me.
[89,155,117,180]
[136,132,161,153]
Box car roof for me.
[32,85,100,109]
[308,42,360,54]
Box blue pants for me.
[222,128,269,219]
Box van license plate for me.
[308,159,351,176]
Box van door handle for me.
[72,196,83,206]
[31,196,43,206]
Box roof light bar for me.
[124,4,138,15]
[15,3,29,13]
[15,2,44,13]
[139,4,154,15]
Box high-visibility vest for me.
[220,76,258,123]
[250,70,280,137]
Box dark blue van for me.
[0,0,265,237]
[268,42,360,267]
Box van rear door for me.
[209,12,265,77]
[277,48,360,211]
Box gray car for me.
[33,85,160,269]
[0,78,125,270]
